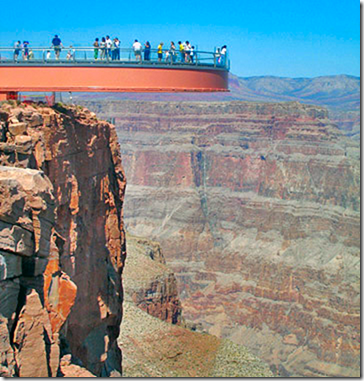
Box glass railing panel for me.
[0,47,229,69]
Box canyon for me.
[75,73,360,140]
[120,233,273,377]
[84,99,360,377]
[0,102,126,376]
[0,90,360,377]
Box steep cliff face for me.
[124,234,181,324]
[89,100,359,377]
[0,166,73,377]
[0,101,126,376]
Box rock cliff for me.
[77,73,360,140]
[124,234,181,324]
[88,100,360,377]
[120,234,273,377]
[0,101,126,376]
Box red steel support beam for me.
[0,66,229,93]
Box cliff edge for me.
[0,101,126,376]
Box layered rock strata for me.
[120,235,273,377]
[91,100,359,377]
[124,234,181,324]
[0,101,126,376]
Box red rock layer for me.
[0,166,68,377]
[0,102,126,376]
[90,100,360,377]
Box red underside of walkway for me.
[0,66,229,93]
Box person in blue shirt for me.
[13,41,21,61]
[144,41,151,61]
[23,41,29,60]
[51,35,63,60]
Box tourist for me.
[100,37,106,60]
[51,35,63,60]
[157,42,163,62]
[169,41,176,63]
[28,49,34,60]
[23,41,29,60]
[93,38,99,60]
[13,41,21,61]
[221,45,227,66]
[185,41,192,62]
[132,39,142,62]
[190,46,195,63]
[113,38,120,60]
[66,46,74,60]
[46,50,51,60]
[215,47,221,65]
[105,36,112,60]
[178,41,184,62]
[144,41,151,61]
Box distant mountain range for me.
[228,74,359,109]
[73,74,360,139]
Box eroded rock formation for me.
[124,234,181,324]
[92,100,359,377]
[0,101,126,376]
[120,235,273,377]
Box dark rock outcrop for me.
[124,234,181,324]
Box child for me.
[66,46,74,60]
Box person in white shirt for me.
[182,41,188,62]
[215,47,221,65]
[190,46,195,63]
[66,46,75,60]
[105,35,113,60]
[112,38,120,60]
[220,45,227,66]
[132,39,142,62]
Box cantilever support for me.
[0,91,18,101]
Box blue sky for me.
[0,0,359,78]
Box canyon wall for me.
[87,100,360,377]
[123,234,182,324]
[120,233,273,377]
[0,102,126,376]
[76,73,360,140]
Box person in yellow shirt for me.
[178,41,184,62]
[157,42,164,62]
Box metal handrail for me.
[0,46,229,70]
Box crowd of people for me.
[12,35,227,66]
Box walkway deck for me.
[0,47,229,93]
